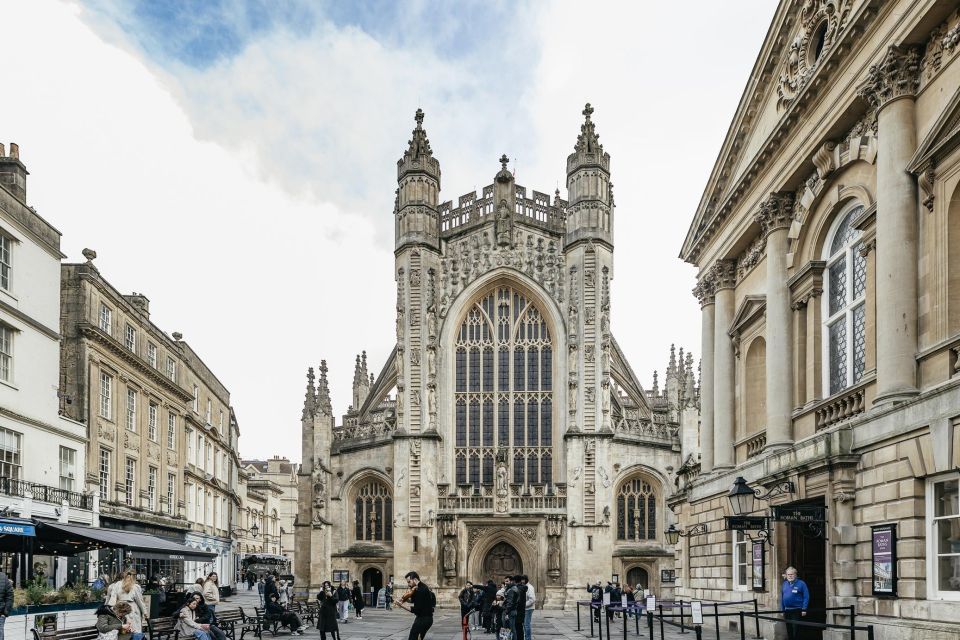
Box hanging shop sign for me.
[751,541,765,592]
[724,516,768,531]
[772,505,826,523]
[871,524,897,597]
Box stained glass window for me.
[616,477,657,541]
[454,286,554,487]
[823,204,867,395]
[355,479,392,542]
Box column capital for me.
[692,277,716,307]
[710,259,737,291]
[755,191,795,237]
[858,45,921,110]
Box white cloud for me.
[7,0,776,460]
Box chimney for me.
[123,292,151,318]
[0,142,28,202]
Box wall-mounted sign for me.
[690,600,703,625]
[871,524,897,597]
[751,541,765,592]
[772,505,826,523]
[0,520,35,536]
[332,570,350,583]
[612,573,620,583]
[661,569,676,583]
[602,592,611,606]
[724,516,767,531]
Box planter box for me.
[3,604,100,640]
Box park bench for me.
[147,616,178,640]
[31,625,99,640]
[216,607,258,640]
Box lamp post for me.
[726,477,795,515]
[664,523,708,545]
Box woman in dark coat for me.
[350,581,364,620]
[316,581,340,640]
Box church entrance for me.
[482,542,523,581]
[626,566,649,591]
[362,567,383,597]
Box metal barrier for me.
[738,609,873,640]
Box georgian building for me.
[674,1,960,638]
[242,457,298,571]
[296,107,698,605]
[236,465,282,559]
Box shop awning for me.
[38,522,217,562]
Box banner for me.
[871,524,897,596]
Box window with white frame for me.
[167,413,176,449]
[197,486,203,522]
[165,356,176,382]
[0,234,11,290]
[822,204,866,396]
[929,475,960,599]
[99,372,113,419]
[99,447,110,499]
[206,489,212,526]
[206,442,212,472]
[126,388,137,431]
[0,428,21,479]
[59,446,76,491]
[186,427,193,462]
[99,304,112,335]
[166,473,175,515]
[186,482,194,520]
[124,324,136,352]
[148,403,158,441]
[206,399,212,425]
[147,343,157,368]
[192,385,199,412]
[125,458,136,506]
[147,466,157,511]
[197,433,203,467]
[733,530,750,591]
[0,325,12,383]
[219,410,224,431]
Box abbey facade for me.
[295,107,699,607]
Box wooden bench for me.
[287,601,315,627]
[147,616,179,640]
[216,608,258,640]
[253,607,297,637]
[31,625,99,640]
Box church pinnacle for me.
[317,360,332,415]
[405,108,434,162]
[573,102,603,155]
[302,366,317,420]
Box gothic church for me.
[296,106,700,607]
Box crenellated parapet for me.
[439,183,566,239]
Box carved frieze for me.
[777,0,852,110]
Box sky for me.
[6,0,778,461]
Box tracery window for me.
[354,479,392,542]
[616,476,657,541]
[454,286,553,487]
[822,204,866,396]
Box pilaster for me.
[711,260,736,470]
[693,277,716,473]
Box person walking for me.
[588,582,602,624]
[202,572,220,620]
[500,576,519,639]
[107,571,147,635]
[384,580,394,611]
[458,582,474,624]
[351,580,365,620]
[0,569,12,640]
[316,581,340,640]
[257,577,265,606]
[512,576,527,640]
[781,566,809,640]
[520,576,534,640]
[336,582,351,623]
[395,571,434,640]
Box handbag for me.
[498,628,513,640]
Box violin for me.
[393,586,416,612]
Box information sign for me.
[690,600,703,625]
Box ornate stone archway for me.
[465,525,539,585]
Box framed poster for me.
[871,524,897,597]
[660,569,676,583]
[612,573,620,583]
[751,541,765,592]
[332,570,350,583]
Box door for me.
[626,567,649,591]
[787,498,826,640]
[483,542,523,581]
[362,567,383,600]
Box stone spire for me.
[405,108,433,162]
[684,351,696,406]
[667,344,677,378]
[566,103,613,248]
[352,351,372,411]
[302,367,317,420]
[396,109,441,250]
[317,360,332,416]
[652,370,659,395]
[573,103,603,155]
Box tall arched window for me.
[744,338,766,434]
[455,286,553,487]
[354,479,392,542]
[823,204,866,395]
[617,476,657,541]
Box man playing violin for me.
[394,571,434,640]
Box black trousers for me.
[514,610,525,640]
[784,609,803,640]
[409,614,433,640]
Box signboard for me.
[690,600,703,625]
[751,542,765,591]
[0,520,35,536]
[660,570,676,583]
[602,592,611,606]
[612,573,620,583]
[621,595,627,607]
[871,524,897,597]
[645,596,656,611]
[724,516,767,531]
[772,505,826,523]
[332,570,350,583]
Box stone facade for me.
[242,457,299,571]
[676,2,960,639]
[296,107,698,606]
[236,465,283,558]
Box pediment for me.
[908,88,960,173]
[728,295,766,338]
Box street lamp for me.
[664,523,708,545]
[727,476,796,516]
[250,523,259,538]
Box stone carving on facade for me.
[568,344,578,379]
[427,348,436,381]
[124,433,140,452]
[409,268,421,288]
[736,234,766,282]
[921,10,960,84]
[918,162,936,212]
[98,423,115,443]
[859,45,922,110]
[584,344,595,363]
[397,467,406,489]
[598,466,611,488]
[411,389,421,407]
[547,539,562,575]
[570,466,582,487]
[711,259,737,291]
[777,0,852,110]
[442,537,457,576]
[396,311,405,344]
[585,386,595,404]
[547,516,563,537]
[427,385,437,430]
[411,349,420,366]
[411,438,421,462]
[602,505,611,524]
[147,442,160,462]
[440,515,457,537]
[755,191,795,236]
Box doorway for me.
[482,542,523,581]
[626,567,649,591]
[786,498,826,640]
[362,567,383,596]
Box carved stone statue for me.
[496,462,509,497]
[427,348,437,379]
[396,311,404,343]
[602,505,611,524]
[496,199,512,247]
[443,538,457,575]
[427,386,437,418]
[568,344,578,377]
[427,308,438,341]
[548,540,561,572]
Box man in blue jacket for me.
[781,567,809,640]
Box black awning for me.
[37,522,217,562]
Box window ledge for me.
[0,379,18,391]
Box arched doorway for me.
[362,567,383,596]
[626,567,649,591]
[483,542,523,581]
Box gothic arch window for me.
[616,476,657,541]
[354,479,392,542]
[822,204,866,396]
[455,285,553,487]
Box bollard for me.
[658,605,665,640]
[738,611,745,640]
[679,599,685,633]
[647,611,654,640]
[623,608,628,640]
[753,599,761,639]
[694,625,703,640]
[849,604,856,637]
[590,604,595,638]
[577,601,581,632]
[605,607,610,640]
[714,603,720,640]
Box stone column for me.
[756,193,795,450]
[712,260,737,470]
[694,277,716,473]
[859,46,921,405]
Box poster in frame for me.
[871,524,897,597]
[332,570,350,583]
[751,541,765,591]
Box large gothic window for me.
[616,477,657,541]
[354,479,392,542]
[455,286,553,487]
[822,204,866,396]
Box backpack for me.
[428,587,437,612]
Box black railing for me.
[0,477,93,510]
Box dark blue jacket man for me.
[781,567,810,640]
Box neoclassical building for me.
[296,107,698,606]
[674,1,960,639]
